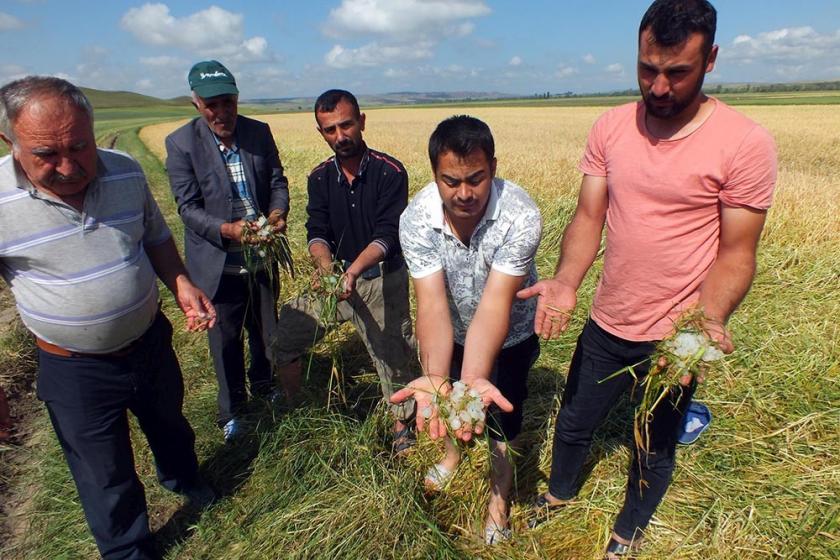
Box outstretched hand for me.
[452,377,513,442]
[517,278,577,339]
[174,277,217,332]
[390,376,514,442]
[391,375,451,440]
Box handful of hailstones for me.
[420,381,486,432]
[241,216,294,278]
[663,331,725,369]
[630,326,724,454]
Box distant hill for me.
[247,91,517,110]
[80,87,191,109]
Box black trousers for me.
[207,271,278,424]
[36,312,200,560]
[450,334,540,442]
[548,319,693,540]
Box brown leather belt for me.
[35,337,140,359]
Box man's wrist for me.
[459,373,489,385]
[551,273,580,291]
[173,273,192,292]
[220,222,233,239]
[697,303,728,325]
[420,373,449,384]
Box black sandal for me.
[527,493,569,529]
[603,536,642,559]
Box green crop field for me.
[1,96,838,559]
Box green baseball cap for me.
[188,60,239,98]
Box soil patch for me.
[0,281,40,556]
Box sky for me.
[1,0,840,99]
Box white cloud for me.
[605,63,624,73]
[384,68,408,78]
[320,0,489,69]
[325,41,434,68]
[0,11,24,30]
[120,3,272,62]
[556,64,577,78]
[509,56,522,66]
[721,26,840,81]
[139,55,186,67]
[724,26,840,64]
[582,53,596,64]
[326,0,489,38]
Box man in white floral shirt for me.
[392,115,542,544]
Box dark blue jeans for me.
[37,312,200,560]
[548,319,693,540]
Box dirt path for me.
[0,282,39,556]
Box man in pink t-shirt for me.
[518,0,777,556]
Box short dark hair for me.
[0,76,93,142]
[428,115,495,171]
[639,0,717,57]
[314,89,360,119]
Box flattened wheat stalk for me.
[305,260,346,407]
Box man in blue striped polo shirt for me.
[0,76,216,559]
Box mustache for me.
[51,169,88,184]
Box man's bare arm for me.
[697,205,768,352]
[145,238,216,331]
[517,174,608,338]
[461,270,526,384]
[414,271,455,378]
[308,240,335,273]
[390,271,452,439]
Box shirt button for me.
[351,203,355,207]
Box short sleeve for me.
[399,192,442,279]
[578,110,610,177]
[491,188,542,277]
[720,125,777,210]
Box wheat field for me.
[7,104,837,559]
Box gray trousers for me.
[271,266,416,420]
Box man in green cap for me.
[165,60,290,442]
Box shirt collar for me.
[333,146,370,184]
[214,132,238,153]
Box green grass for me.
[1,102,838,559]
[80,87,190,109]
